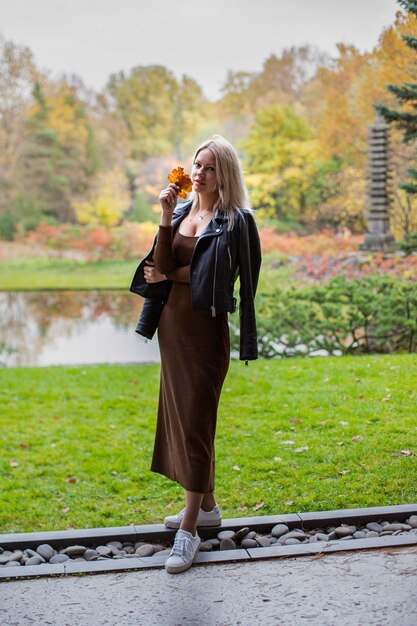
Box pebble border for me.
[1,504,416,580]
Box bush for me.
[253,274,417,358]
[21,220,156,260]
[0,214,17,240]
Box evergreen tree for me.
[376,0,417,194]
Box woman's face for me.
[191,148,219,197]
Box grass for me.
[0,253,294,292]
[0,258,139,290]
[1,354,416,534]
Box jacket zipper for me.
[227,245,232,270]
[211,237,220,317]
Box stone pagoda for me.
[359,112,396,252]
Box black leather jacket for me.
[129,199,262,361]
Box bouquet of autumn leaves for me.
[168,167,192,198]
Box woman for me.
[130,135,261,574]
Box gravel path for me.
[1,546,417,626]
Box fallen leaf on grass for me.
[232,465,241,471]
[382,396,391,402]
[337,442,344,446]
[66,477,77,484]
[295,446,309,453]
[237,505,248,511]
[62,507,70,514]
[339,421,349,426]
[253,501,264,511]
[110,425,116,430]
[284,500,294,506]
[399,450,415,456]
[337,469,351,475]
[9,459,19,467]
[19,443,28,449]
[111,471,118,475]
[273,457,283,462]
[280,440,295,445]
[128,379,137,385]
[351,436,363,442]
[290,418,302,424]
[166,501,174,509]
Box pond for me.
[0,290,160,367]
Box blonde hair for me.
[190,135,252,230]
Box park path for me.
[1,546,417,625]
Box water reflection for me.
[0,291,160,367]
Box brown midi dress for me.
[150,227,230,493]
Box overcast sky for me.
[0,0,400,100]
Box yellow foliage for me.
[26,81,88,146]
[72,168,130,226]
[303,11,417,167]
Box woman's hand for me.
[144,260,167,283]
[159,183,179,226]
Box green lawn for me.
[1,355,416,534]
[0,253,293,292]
[0,258,139,290]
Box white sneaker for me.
[164,505,221,529]
[165,529,201,574]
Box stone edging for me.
[1,503,417,581]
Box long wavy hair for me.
[190,135,252,230]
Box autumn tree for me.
[17,77,100,223]
[376,0,417,214]
[218,47,328,123]
[240,105,329,224]
[217,47,330,157]
[0,34,39,237]
[107,65,207,162]
[299,11,417,235]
